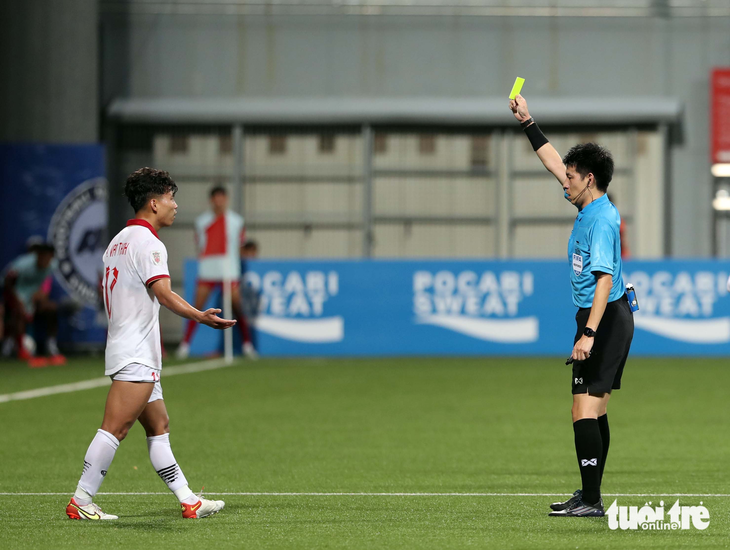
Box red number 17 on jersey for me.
[104,266,119,319]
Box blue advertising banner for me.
[183,258,730,357]
[624,261,730,354]
[0,143,107,347]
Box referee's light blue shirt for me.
[567,194,625,308]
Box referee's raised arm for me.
[509,94,567,187]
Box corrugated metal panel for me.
[107,97,683,126]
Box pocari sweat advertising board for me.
[183,259,730,357]
[625,261,730,353]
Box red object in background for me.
[711,68,730,164]
[619,219,630,259]
[203,215,227,256]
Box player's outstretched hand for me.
[509,94,531,123]
[199,308,237,330]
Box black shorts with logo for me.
[572,296,634,395]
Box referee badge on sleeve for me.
[572,253,583,276]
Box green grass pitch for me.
[0,356,728,549]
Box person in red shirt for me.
[176,186,256,359]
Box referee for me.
[509,94,635,517]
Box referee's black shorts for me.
[572,296,634,395]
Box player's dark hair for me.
[562,143,614,192]
[243,239,258,250]
[210,185,227,197]
[124,167,178,213]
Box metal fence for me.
[109,122,668,257]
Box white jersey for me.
[102,219,170,376]
[194,210,244,282]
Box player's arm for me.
[509,94,567,186]
[150,277,236,330]
[572,273,612,361]
[31,276,53,303]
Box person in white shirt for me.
[177,186,257,360]
[66,168,236,521]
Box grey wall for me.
[1,0,99,143]
[101,12,730,257]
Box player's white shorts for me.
[110,363,163,403]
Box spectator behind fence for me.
[241,239,258,259]
[240,239,260,350]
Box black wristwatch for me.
[583,327,597,338]
[520,117,534,129]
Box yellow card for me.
[509,77,525,100]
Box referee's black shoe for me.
[549,490,582,511]
[548,497,604,517]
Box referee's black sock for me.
[573,418,603,506]
[597,413,610,484]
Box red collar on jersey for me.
[126,219,161,240]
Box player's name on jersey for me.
[108,242,130,257]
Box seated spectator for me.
[2,240,65,366]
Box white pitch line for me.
[1,492,729,497]
[0,358,233,404]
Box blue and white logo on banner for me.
[412,270,539,343]
[244,269,344,343]
[626,262,730,350]
[48,177,108,305]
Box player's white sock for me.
[73,486,93,505]
[47,337,60,356]
[1,338,14,357]
[147,433,198,504]
[75,429,120,504]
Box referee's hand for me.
[571,335,594,362]
[509,94,531,123]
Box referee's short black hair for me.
[562,143,614,192]
[124,167,178,213]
